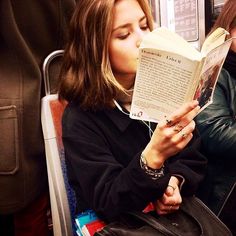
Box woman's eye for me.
[140,25,149,31]
[117,33,130,40]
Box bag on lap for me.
[95,196,232,236]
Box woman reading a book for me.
[59,0,206,221]
[196,0,236,234]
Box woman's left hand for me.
[154,176,182,215]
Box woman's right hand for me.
[142,100,200,169]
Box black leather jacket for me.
[196,68,236,213]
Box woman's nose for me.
[136,39,141,48]
[136,29,146,48]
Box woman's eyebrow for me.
[112,23,130,33]
[139,16,147,23]
[112,15,147,33]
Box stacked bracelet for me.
[140,153,165,180]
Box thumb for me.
[166,185,175,196]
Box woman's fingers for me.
[155,190,182,214]
[155,101,199,144]
[155,179,182,215]
[145,101,199,166]
[158,100,200,129]
[171,120,196,143]
[156,202,180,215]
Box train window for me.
[149,0,205,49]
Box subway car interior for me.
[1,0,235,236]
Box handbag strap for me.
[186,196,232,236]
[127,211,178,236]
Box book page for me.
[201,27,229,55]
[130,48,198,123]
[193,38,232,111]
[141,27,201,61]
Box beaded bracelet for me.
[140,153,165,180]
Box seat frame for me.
[41,50,75,236]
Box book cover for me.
[75,210,101,236]
[130,27,232,123]
[81,219,106,236]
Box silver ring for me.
[167,184,176,191]
[166,119,173,127]
[173,124,183,132]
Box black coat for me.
[62,103,207,220]
[0,0,75,214]
[196,68,236,213]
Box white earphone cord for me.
[113,99,153,138]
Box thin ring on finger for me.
[165,118,173,127]
[167,184,176,191]
[181,132,188,139]
[173,124,184,132]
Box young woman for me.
[59,0,206,221]
[195,0,236,234]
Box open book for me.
[130,27,232,123]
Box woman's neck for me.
[114,73,135,90]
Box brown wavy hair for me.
[210,0,236,37]
[58,0,154,110]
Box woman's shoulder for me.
[62,102,114,132]
[63,102,87,122]
[62,102,99,131]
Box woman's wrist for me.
[142,147,165,169]
[140,153,165,180]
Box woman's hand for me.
[142,100,200,169]
[155,176,182,215]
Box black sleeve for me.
[63,117,171,220]
[63,108,206,220]
[167,135,207,195]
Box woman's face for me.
[109,0,150,89]
[230,26,236,52]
